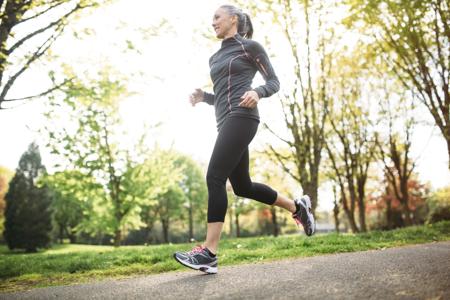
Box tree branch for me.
[267,144,300,182]
[0,23,65,101]
[15,1,66,25]
[7,2,85,55]
[1,77,73,105]
[262,122,293,146]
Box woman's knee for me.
[206,172,226,188]
[233,184,252,198]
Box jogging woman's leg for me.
[228,148,277,204]
[204,116,258,253]
[229,146,296,213]
[206,117,259,223]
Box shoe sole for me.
[173,254,218,274]
[299,195,315,236]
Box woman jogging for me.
[173,5,315,274]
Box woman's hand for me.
[189,88,204,107]
[239,90,259,108]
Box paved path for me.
[2,241,450,300]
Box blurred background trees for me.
[344,0,450,168]
[3,143,52,252]
[0,0,449,251]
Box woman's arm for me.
[248,41,280,98]
[190,88,214,106]
[203,92,215,105]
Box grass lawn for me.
[1,221,449,293]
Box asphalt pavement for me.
[2,241,449,299]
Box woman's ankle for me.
[203,243,217,255]
[273,195,296,213]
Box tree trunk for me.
[161,218,169,243]
[347,184,360,233]
[304,182,318,215]
[342,194,359,233]
[66,228,77,244]
[386,199,392,230]
[400,179,413,226]
[402,204,413,226]
[357,176,368,232]
[447,136,450,170]
[188,201,194,241]
[344,207,359,233]
[271,206,279,237]
[358,198,367,232]
[340,189,359,233]
[333,187,340,233]
[144,226,153,244]
[113,229,121,247]
[333,204,340,233]
[235,212,240,238]
[58,223,64,244]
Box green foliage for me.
[343,0,450,168]
[241,0,340,212]
[3,143,52,252]
[173,153,207,235]
[43,170,104,243]
[120,151,207,244]
[42,67,209,245]
[0,221,449,292]
[43,67,142,244]
[325,45,377,233]
[137,150,207,243]
[427,186,450,223]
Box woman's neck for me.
[223,29,238,40]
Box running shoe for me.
[173,245,218,274]
[292,195,316,236]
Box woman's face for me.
[212,8,237,39]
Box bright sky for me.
[0,0,449,212]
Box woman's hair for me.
[220,5,253,39]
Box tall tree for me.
[3,143,52,252]
[44,170,98,243]
[157,185,184,243]
[242,0,336,213]
[251,151,294,237]
[174,154,207,242]
[376,94,418,226]
[150,151,207,243]
[325,46,377,233]
[44,68,145,246]
[128,148,184,244]
[224,183,254,238]
[345,0,450,168]
[368,176,429,228]
[0,0,107,109]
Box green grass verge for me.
[1,221,449,293]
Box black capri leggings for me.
[206,115,278,223]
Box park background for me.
[0,0,450,253]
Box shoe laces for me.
[188,245,205,255]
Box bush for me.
[427,186,450,223]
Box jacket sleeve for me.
[248,41,280,99]
[203,92,214,105]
